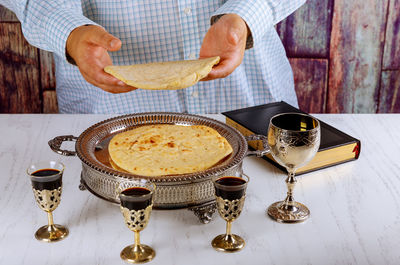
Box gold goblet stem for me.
[35,210,68,242]
[120,228,155,263]
[212,218,245,252]
[134,231,141,250]
[226,221,232,236]
[45,211,59,238]
[47,212,54,226]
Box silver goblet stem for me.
[282,172,297,210]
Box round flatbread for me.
[104,56,220,90]
[108,124,233,176]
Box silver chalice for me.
[267,113,320,223]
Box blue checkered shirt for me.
[3,0,305,114]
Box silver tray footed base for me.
[79,175,218,223]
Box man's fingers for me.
[80,67,137,93]
[84,74,136,93]
[89,27,121,51]
[202,58,237,81]
[99,84,137,94]
[227,30,240,46]
[80,65,116,84]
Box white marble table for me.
[0,114,399,265]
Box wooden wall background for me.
[0,0,399,113]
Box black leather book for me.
[222,101,361,175]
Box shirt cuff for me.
[44,8,98,63]
[211,0,278,49]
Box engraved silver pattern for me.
[269,125,320,171]
[267,201,310,222]
[188,201,217,224]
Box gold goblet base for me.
[211,234,245,252]
[35,224,69,242]
[267,201,310,223]
[121,244,156,264]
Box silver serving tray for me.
[49,113,268,222]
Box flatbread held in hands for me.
[104,56,220,90]
[108,124,233,176]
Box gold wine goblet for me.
[117,179,156,264]
[211,173,249,252]
[266,113,321,223]
[27,161,69,242]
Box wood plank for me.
[289,58,328,113]
[0,5,18,22]
[383,0,400,70]
[43,90,58,113]
[0,23,41,113]
[378,70,400,113]
[40,50,56,90]
[327,0,388,113]
[277,0,333,58]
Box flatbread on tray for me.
[108,124,233,176]
[104,56,220,90]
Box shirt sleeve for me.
[211,0,306,49]
[1,1,99,62]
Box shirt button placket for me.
[191,90,199,98]
[188,53,196,60]
[184,7,192,15]
[180,1,200,113]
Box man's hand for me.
[66,25,136,93]
[199,14,249,81]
